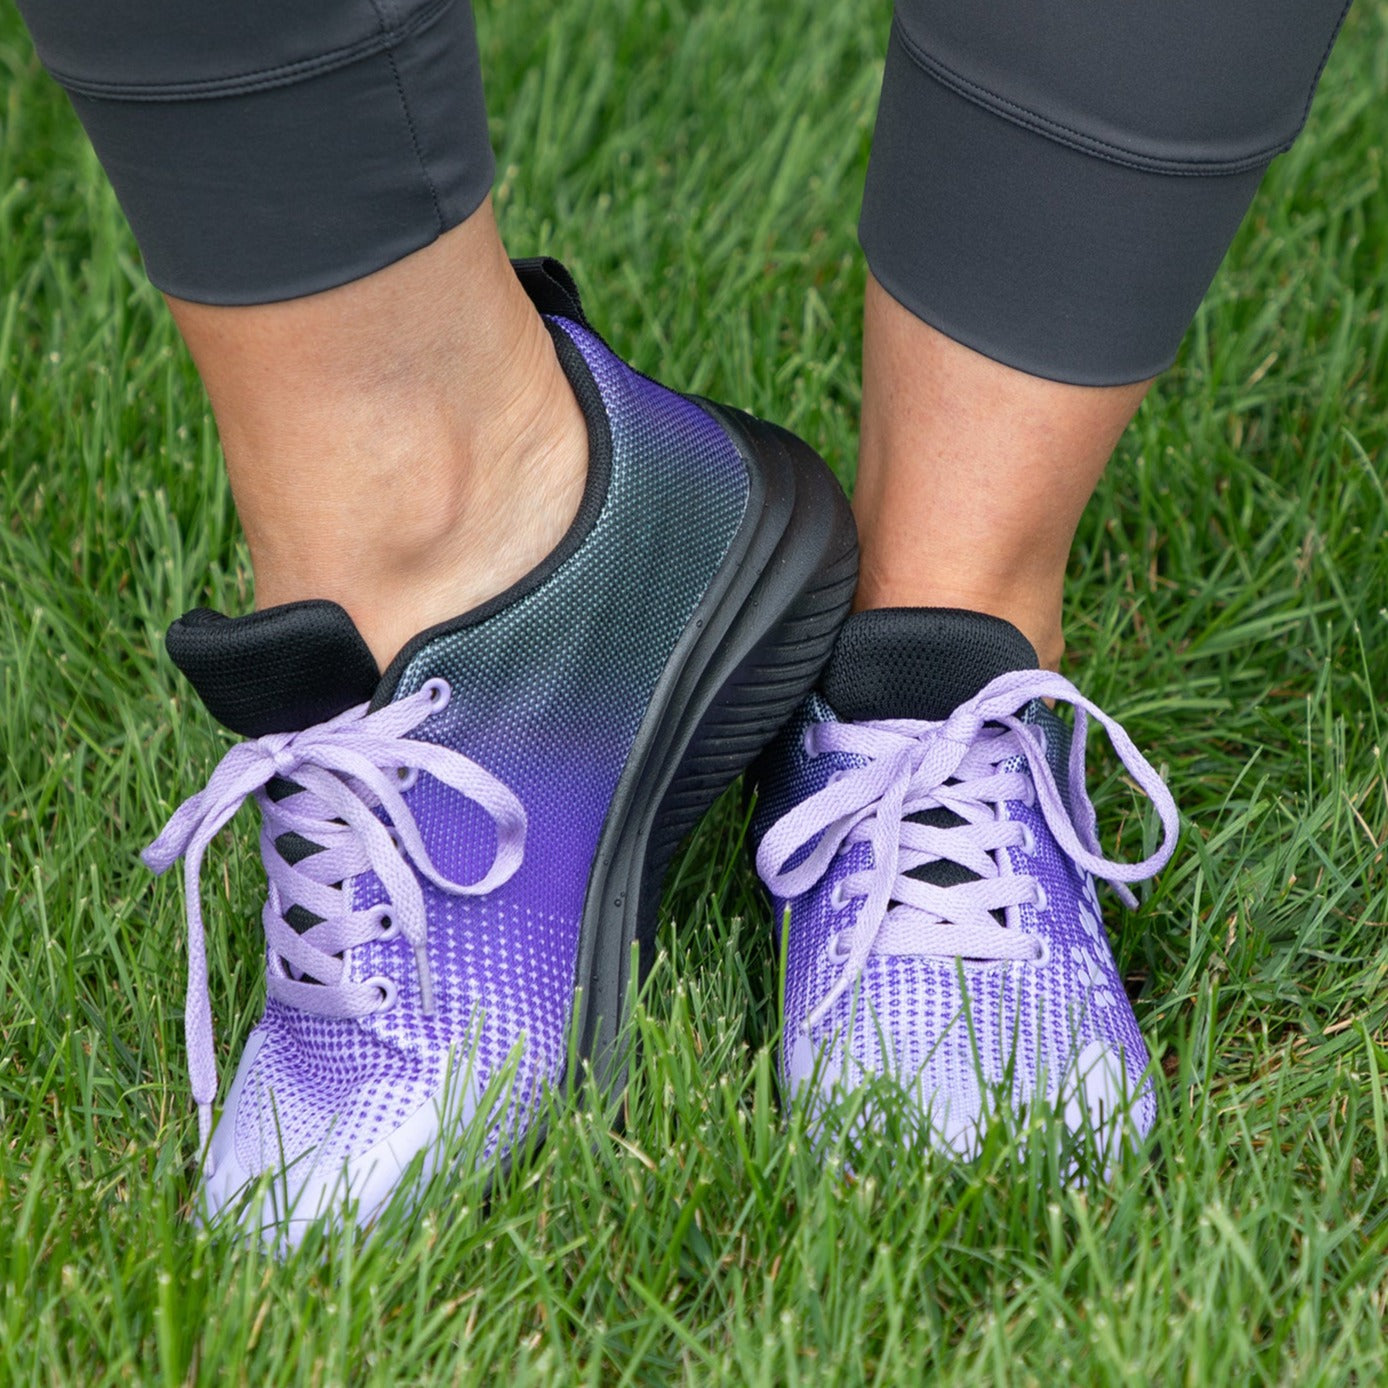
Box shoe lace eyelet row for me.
[141,673,528,1163]
[758,667,1180,1034]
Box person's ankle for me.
[245,310,588,668]
[168,205,589,667]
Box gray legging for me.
[17,0,1352,385]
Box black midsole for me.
[570,400,858,1093]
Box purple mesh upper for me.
[753,679,1176,1150]
[201,316,751,1179]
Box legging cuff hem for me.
[858,22,1269,385]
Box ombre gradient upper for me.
[752,679,1175,1155]
[227,316,750,1177]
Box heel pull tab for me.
[511,257,590,327]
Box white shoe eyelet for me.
[1017,823,1036,856]
[376,909,399,941]
[423,678,451,711]
[802,726,819,757]
[1029,936,1051,966]
[829,880,854,912]
[1033,884,1049,914]
[387,827,405,854]
[365,975,398,1011]
[395,766,419,792]
[827,931,852,965]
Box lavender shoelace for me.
[756,669,1179,1031]
[144,679,527,1161]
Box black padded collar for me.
[820,607,1037,721]
[165,600,379,737]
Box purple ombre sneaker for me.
[751,609,1178,1163]
[144,260,858,1245]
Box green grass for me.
[2,1,1386,1382]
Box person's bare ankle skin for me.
[166,199,588,668]
[854,275,1152,671]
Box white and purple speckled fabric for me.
[753,644,1178,1157]
[148,312,752,1229]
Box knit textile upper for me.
[147,310,751,1220]
[751,609,1178,1156]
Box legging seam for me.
[370,0,446,234]
[44,0,453,102]
[891,15,1291,178]
[1297,0,1356,132]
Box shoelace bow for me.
[143,680,526,1153]
[756,669,1179,1031]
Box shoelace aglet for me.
[197,1101,215,1175]
[415,942,436,1014]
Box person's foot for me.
[144,260,859,1245]
[751,608,1178,1161]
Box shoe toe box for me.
[199,1022,482,1250]
[786,950,1155,1160]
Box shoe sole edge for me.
[572,401,858,1095]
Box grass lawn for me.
[2,2,1386,1382]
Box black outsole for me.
[571,401,859,1095]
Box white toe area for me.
[787,1029,1149,1167]
[1062,1039,1151,1156]
[199,1037,483,1252]
[788,1030,984,1156]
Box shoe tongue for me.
[164,600,380,737]
[820,608,1039,907]
[819,608,1037,721]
